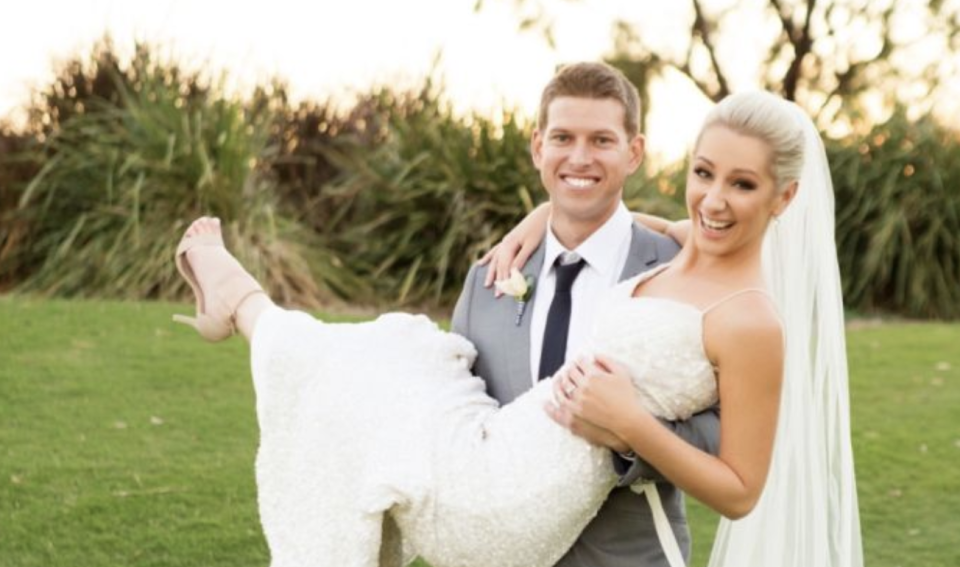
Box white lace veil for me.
[706,102,864,566]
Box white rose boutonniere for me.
[494,268,536,326]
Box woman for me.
[483,94,863,567]
[172,92,861,567]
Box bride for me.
[171,91,862,567]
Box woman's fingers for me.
[512,239,537,273]
[478,243,500,267]
[593,353,630,379]
[552,361,585,403]
[494,242,522,286]
[482,241,523,289]
[544,399,572,428]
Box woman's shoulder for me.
[702,290,785,380]
[704,290,783,349]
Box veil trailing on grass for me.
[707,102,864,567]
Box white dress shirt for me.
[529,203,635,385]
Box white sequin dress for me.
[249,266,718,567]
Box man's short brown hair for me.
[537,62,641,138]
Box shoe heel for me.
[173,223,262,343]
[172,313,198,328]
[173,312,232,342]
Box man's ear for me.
[628,134,646,173]
[531,129,544,170]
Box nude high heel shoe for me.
[172,231,264,342]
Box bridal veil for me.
[707,100,864,567]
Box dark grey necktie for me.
[538,257,587,380]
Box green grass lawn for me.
[1,297,958,567]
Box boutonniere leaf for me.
[495,268,536,326]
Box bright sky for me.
[0,0,716,162]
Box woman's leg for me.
[175,216,274,342]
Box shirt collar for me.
[542,203,633,278]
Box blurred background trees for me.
[0,37,678,308]
[492,0,960,318]
[495,0,960,124]
[1,0,959,318]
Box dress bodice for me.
[587,266,719,421]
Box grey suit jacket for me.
[451,222,720,567]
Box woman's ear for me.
[773,180,799,217]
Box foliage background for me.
[1,38,957,317]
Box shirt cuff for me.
[617,449,638,462]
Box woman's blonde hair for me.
[697,91,806,192]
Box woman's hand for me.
[545,382,630,453]
[479,203,550,292]
[553,355,647,437]
[545,355,647,452]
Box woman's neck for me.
[671,241,765,288]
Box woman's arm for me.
[633,213,691,245]
[479,205,690,291]
[549,296,784,519]
[479,203,550,290]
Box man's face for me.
[531,96,644,237]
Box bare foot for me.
[183,217,245,300]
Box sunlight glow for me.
[0,0,724,164]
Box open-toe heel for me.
[173,231,264,342]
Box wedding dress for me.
[250,264,719,567]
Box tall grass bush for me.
[0,131,39,291]
[3,39,958,316]
[1,40,336,307]
[308,83,541,305]
[828,107,960,319]
[308,79,686,306]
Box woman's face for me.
[685,125,796,259]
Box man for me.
[452,62,719,567]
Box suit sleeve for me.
[614,405,721,486]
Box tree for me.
[487,0,960,126]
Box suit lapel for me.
[503,243,546,398]
[619,223,662,282]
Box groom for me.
[452,62,719,566]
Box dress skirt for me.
[250,307,617,567]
